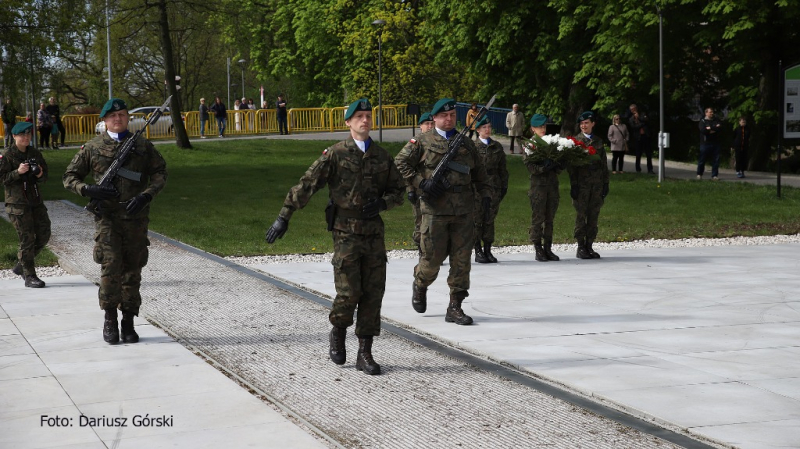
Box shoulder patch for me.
[80,145,85,150]
[409,139,417,144]
[322,148,328,155]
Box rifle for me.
[422,94,497,204]
[85,96,171,217]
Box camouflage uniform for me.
[1,144,51,276]
[395,130,491,295]
[395,149,422,246]
[524,157,560,245]
[567,134,609,245]
[473,138,508,244]
[63,133,167,315]
[278,137,405,336]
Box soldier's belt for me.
[117,167,142,182]
[336,208,363,219]
[447,161,470,174]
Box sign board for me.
[784,64,800,139]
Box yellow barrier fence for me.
[1,105,417,145]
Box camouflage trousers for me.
[411,197,422,246]
[414,213,473,294]
[7,204,51,276]
[474,196,501,243]
[329,230,387,336]
[571,182,604,242]
[93,215,150,315]
[528,184,560,243]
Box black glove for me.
[500,187,508,200]
[82,184,120,200]
[362,198,387,219]
[407,191,418,204]
[124,193,152,215]
[602,183,609,199]
[419,179,447,199]
[570,185,578,200]
[543,159,555,172]
[482,197,491,223]
[265,216,289,243]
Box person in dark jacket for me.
[198,98,210,138]
[46,97,66,149]
[732,117,750,178]
[697,107,723,180]
[209,97,227,137]
[627,103,653,174]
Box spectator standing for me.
[505,104,525,154]
[209,97,227,137]
[628,104,653,174]
[607,114,629,173]
[46,97,65,149]
[2,98,19,149]
[233,99,242,131]
[198,98,210,138]
[697,107,723,180]
[36,103,53,150]
[465,103,479,140]
[276,94,288,135]
[732,117,750,178]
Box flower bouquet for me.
[560,136,601,167]
[521,134,575,165]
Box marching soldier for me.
[395,98,492,325]
[64,98,168,344]
[265,99,405,375]
[567,111,609,259]
[472,116,508,264]
[525,113,562,262]
[396,112,434,249]
[0,122,51,288]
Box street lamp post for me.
[238,59,246,100]
[227,57,231,108]
[657,5,665,183]
[372,19,386,143]
[105,0,113,98]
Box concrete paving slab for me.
[696,419,800,449]
[0,405,102,449]
[0,353,51,381]
[256,242,800,448]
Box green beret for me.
[530,113,547,127]
[11,122,33,135]
[430,98,456,116]
[99,98,128,118]
[344,98,372,120]
[417,112,433,125]
[578,111,596,122]
[474,116,490,129]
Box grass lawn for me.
[8,138,800,265]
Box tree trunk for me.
[158,0,191,149]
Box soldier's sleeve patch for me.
[409,139,417,144]
[322,148,328,155]
[80,145,85,150]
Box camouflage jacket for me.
[567,133,609,188]
[524,155,561,187]
[394,130,491,215]
[63,132,168,218]
[1,144,48,207]
[475,138,508,199]
[279,137,405,235]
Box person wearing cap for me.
[0,122,51,288]
[266,98,405,375]
[396,112,434,249]
[472,115,508,264]
[63,97,168,345]
[567,111,609,259]
[524,113,562,262]
[2,98,19,149]
[395,98,492,326]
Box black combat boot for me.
[576,239,593,259]
[533,241,548,262]
[103,308,120,344]
[329,326,347,365]
[24,274,45,288]
[355,336,381,375]
[412,283,427,313]
[484,242,498,263]
[120,311,139,343]
[543,240,560,261]
[12,262,23,277]
[586,240,601,259]
[445,291,473,325]
[474,241,489,263]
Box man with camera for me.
[265,98,405,375]
[0,122,51,288]
[64,98,168,345]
